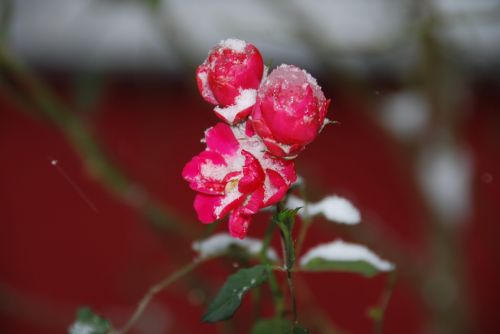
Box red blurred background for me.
[2,0,500,333]
[1,76,499,333]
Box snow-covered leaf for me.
[68,307,112,334]
[299,240,394,277]
[192,233,278,262]
[285,195,361,225]
[203,265,269,322]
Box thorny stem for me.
[280,232,298,326]
[276,203,298,326]
[259,222,285,317]
[117,260,204,334]
[374,271,398,334]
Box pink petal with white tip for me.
[205,123,240,156]
[182,150,227,195]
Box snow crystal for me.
[214,89,256,123]
[219,38,247,53]
[285,195,361,225]
[192,233,278,261]
[299,239,394,271]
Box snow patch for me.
[192,233,278,261]
[68,322,94,334]
[219,38,247,53]
[214,89,256,124]
[285,195,361,225]
[299,239,394,271]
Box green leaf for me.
[301,257,384,277]
[251,318,291,334]
[203,265,269,323]
[68,307,112,334]
[286,326,310,334]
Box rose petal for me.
[241,187,265,215]
[228,209,252,239]
[238,150,265,194]
[182,150,227,195]
[205,123,240,156]
[194,194,223,223]
[263,169,289,206]
[263,152,297,185]
[196,63,218,105]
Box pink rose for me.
[182,122,296,239]
[196,39,264,124]
[251,64,330,158]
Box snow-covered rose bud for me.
[251,64,330,158]
[196,39,264,124]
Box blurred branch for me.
[0,0,13,44]
[372,271,398,334]
[117,259,204,334]
[0,45,197,238]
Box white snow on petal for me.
[418,142,473,225]
[219,38,247,53]
[214,89,256,124]
[309,196,361,225]
[200,160,229,181]
[192,233,278,261]
[197,70,217,103]
[267,64,326,104]
[68,322,94,334]
[214,182,242,217]
[299,239,394,271]
[379,91,430,140]
[285,195,361,225]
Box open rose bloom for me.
[185,39,329,238]
[183,122,296,238]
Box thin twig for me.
[373,271,398,334]
[117,260,203,334]
[258,222,285,317]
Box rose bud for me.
[196,38,264,124]
[251,64,331,158]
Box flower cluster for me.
[183,38,330,239]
